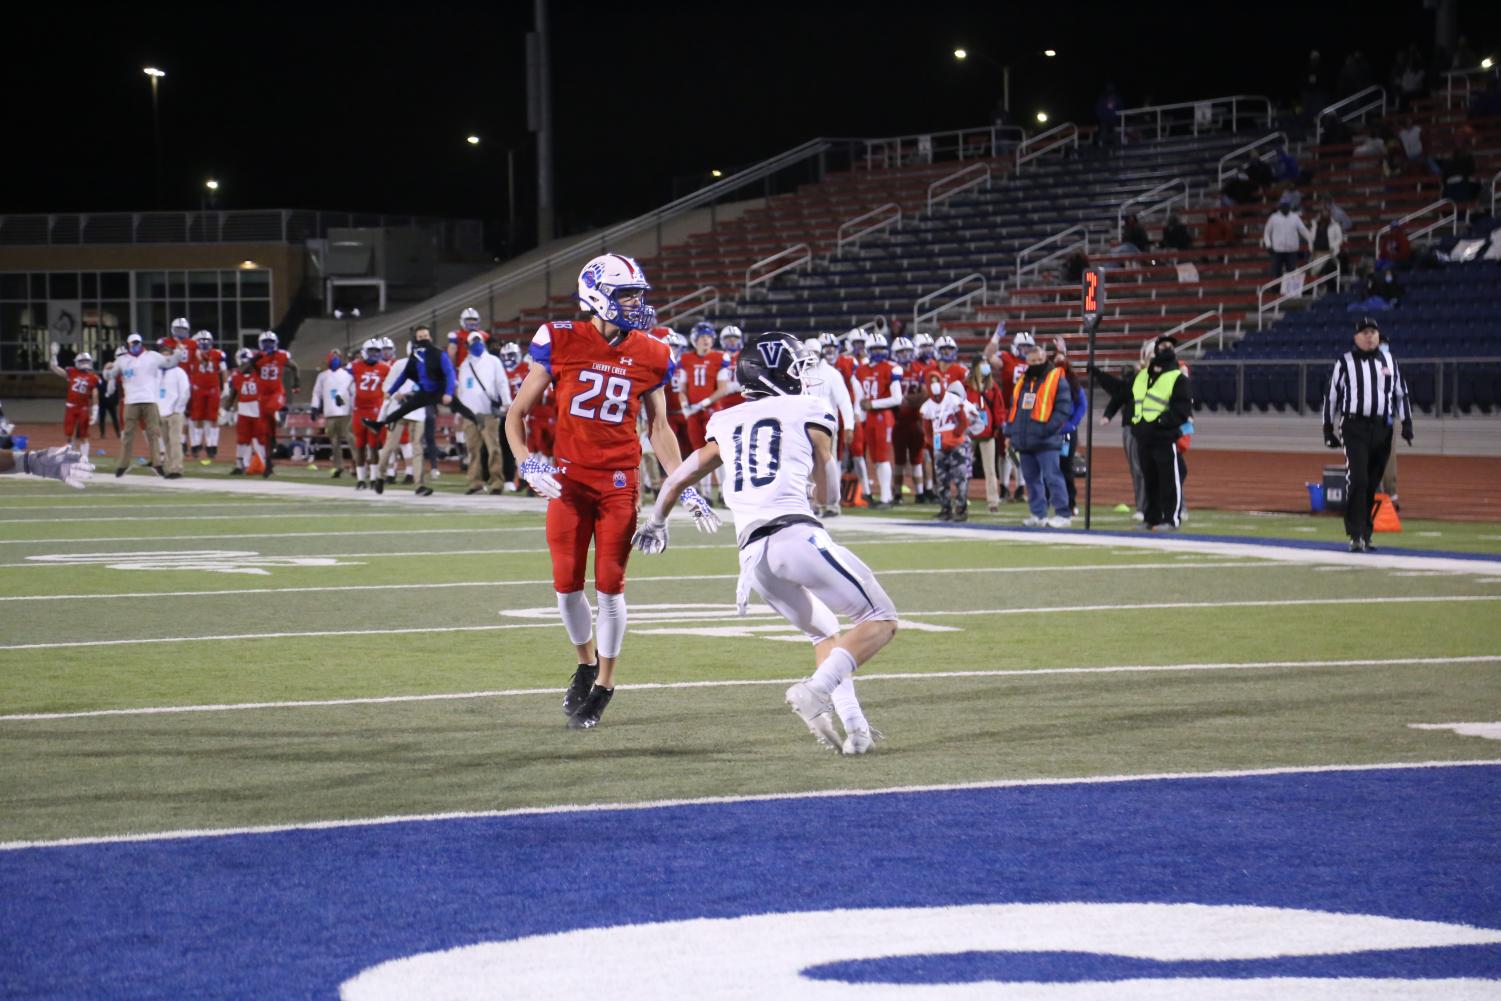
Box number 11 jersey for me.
[530,321,672,472]
[706,394,838,548]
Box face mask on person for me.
[468,340,485,357]
[979,362,992,377]
[928,379,944,400]
[328,357,342,371]
[128,343,143,356]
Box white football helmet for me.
[665,331,688,360]
[379,336,395,360]
[867,332,889,360]
[935,335,958,363]
[1011,331,1037,355]
[718,324,743,352]
[576,254,655,332]
[891,336,915,364]
[459,307,482,333]
[499,342,521,370]
[912,332,935,357]
[235,347,255,367]
[170,317,190,336]
[846,328,868,354]
[194,329,213,346]
[259,330,279,352]
[75,352,94,370]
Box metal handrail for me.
[1014,224,1089,283]
[913,273,988,328]
[927,162,992,212]
[1314,86,1386,143]
[364,137,832,341]
[835,203,902,257]
[744,244,812,293]
[862,124,1026,170]
[659,286,719,328]
[1217,132,1288,187]
[1115,95,1273,143]
[1443,65,1492,109]
[1116,178,1190,240]
[1015,123,1078,173]
[1164,306,1227,354]
[1372,199,1457,255]
[1256,257,1342,330]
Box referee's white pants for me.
[737,525,898,644]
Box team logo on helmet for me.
[756,338,787,369]
[580,263,604,290]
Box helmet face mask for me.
[867,332,889,363]
[936,335,958,364]
[75,352,93,370]
[718,325,743,353]
[362,339,381,363]
[577,254,655,333]
[499,342,521,370]
[380,337,395,361]
[194,330,213,347]
[891,336,915,365]
[236,347,255,370]
[459,307,482,333]
[259,331,279,353]
[913,332,935,359]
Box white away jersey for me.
[705,394,838,547]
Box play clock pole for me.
[1081,267,1105,532]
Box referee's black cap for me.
[1354,316,1381,334]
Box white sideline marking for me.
[1410,722,1501,741]
[6,655,1498,722]
[0,525,548,545]
[0,501,378,512]
[4,594,1498,651]
[3,758,1497,852]
[0,511,441,525]
[0,561,1273,603]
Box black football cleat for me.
[373,477,384,495]
[114,466,127,478]
[563,662,599,716]
[229,466,244,476]
[360,417,383,433]
[567,684,614,729]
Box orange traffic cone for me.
[1372,492,1402,533]
[842,474,867,508]
[245,452,265,476]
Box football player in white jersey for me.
[633,331,898,754]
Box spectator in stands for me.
[1377,225,1412,270]
[1161,214,1193,251]
[1321,196,1353,233]
[1095,83,1122,145]
[1203,208,1235,247]
[1310,205,1345,279]
[1120,214,1152,254]
[1262,199,1312,276]
[1221,168,1260,207]
[1394,44,1427,110]
[1299,50,1329,116]
[1062,251,1088,283]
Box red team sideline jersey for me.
[350,360,390,414]
[530,321,672,472]
[679,350,725,406]
[64,368,101,408]
[254,349,291,407]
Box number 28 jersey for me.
[530,321,672,472]
[706,395,838,548]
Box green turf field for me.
[2,475,1499,846]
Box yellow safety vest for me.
[1132,368,1182,424]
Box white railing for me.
[913,273,988,328]
[927,163,992,212]
[863,125,1025,169]
[659,286,719,327]
[835,203,902,257]
[1443,65,1492,110]
[744,244,812,294]
[1217,132,1288,187]
[1373,199,1457,256]
[1314,86,1386,143]
[1116,95,1272,143]
[1014,225,1089,283]
[1015,123,1078,173]
[1256,257,1341,330]
[1116,178,1190,240]
[364,137,832,342]
[1163,306,1227,354]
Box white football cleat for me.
[1022,515,1044,528]
[785,682,840,752]
[1046,515,1072,528]
[842,725,884,755]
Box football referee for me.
[1323,316,1412,552]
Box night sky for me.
[7,1,1498,251]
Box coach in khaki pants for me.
[455,331,512,494]
[312,351,356,477]
[111,332,181,478]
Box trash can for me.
[1321,466,1347,513]
[9,435,27,450]
[1306,482,1325,512]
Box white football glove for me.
[631,518,669,555]
[684,402,703,416]
[520,454,562,499]
[680,486,721,533]
[218,408,235,427]
[23,447,95,490]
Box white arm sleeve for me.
[830,368,854,427]
[651,450,705,523]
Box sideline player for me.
[350,339,391,491]
[186,331,226,462]
[252,331,299,476]
[221,348,269,476]
[48,345,100,460]
[636,331,898,754]
[801,336,854,516]
[855,332,903,508]
[678,321,725,501]
[505,253,720,729]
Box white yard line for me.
[3,758,1497,852]
[0,525,549,545]
[0,500,380,512]
[0,561,1273,603]
[3,594,1496,652]
[6,655,1497,723]
[0,511,483,526]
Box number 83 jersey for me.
[707,395,838,548]
[530,321,673,472]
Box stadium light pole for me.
[954,47,1009,115]
[144,67,166,207]
[527,0,555,244]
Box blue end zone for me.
[1,765,1497,998]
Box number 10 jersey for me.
[706,394,839,548]
[530,321,672,472]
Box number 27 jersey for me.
[530,321,672,472]
[706,395,838,547]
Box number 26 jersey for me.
[530,321,672,472]
[706,394,838,548]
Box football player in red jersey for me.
[350,339,391,491]
[983,321,1034,501]
[889,336,930,504]
[169,317,196,363]
[186,330,226,462]
[251,330,299,476]
[834,329,867,498]
[505,253,721,730]
[221,348,269,476]
[49,346,101,459]
[678,321,726,501]
[658,329,693,460]
[932,335,969,387]
[854,332,903,507]
[499,341,529,490]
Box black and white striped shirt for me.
[1324,348,1411,425]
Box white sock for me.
[236,444,248,467]
[823,457,841,506]
[1001,454,1016,490]
[207,426,220,448]
[808,647,856,697]
[876,461,893,503]
[854,456,870,493]
[596,591,627,659]
[79,440,91,460]
[358,464,368,482]
[831,677,868,732]
[557,590,593,646]
[189,425,203,448]
[401,442,412,462]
